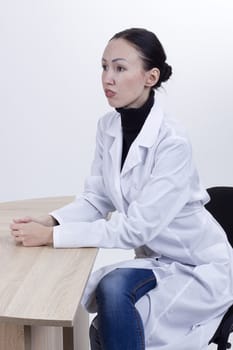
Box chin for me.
[107,100,123,108]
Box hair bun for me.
[161,63,172,82]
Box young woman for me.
[10,28,233,350]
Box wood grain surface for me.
[0,197,98,327]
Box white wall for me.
[1,0,233,203]
[1,1,233,275]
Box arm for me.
[53,137,193,249]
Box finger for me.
[11,230,19,237]
[11,228,24,236]
[13,217,31,224]
[10,223,21,231]
[13,219,21,223]
[12,228,24,241]
[14,235,23,242]
[10,228,18,236]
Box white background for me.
[1,0,233,203]
[1,2,233,346]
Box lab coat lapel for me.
[106,112,122,175]
[121,103,164,177]
[104,103,164,212]
[105,113,125,211]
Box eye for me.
[102,64,108,71]
[116,66,126,72]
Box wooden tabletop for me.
[0,197,98,327]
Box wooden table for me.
[0,196,98,350]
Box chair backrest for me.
[205,187,233,349]
[205,186,233,247]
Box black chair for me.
[205,187,233,350]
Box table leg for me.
[27,325,63,350]
[73,305,90,350]
[0,323,25,350]
[0,307,90,350]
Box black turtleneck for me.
[116,90,154,169]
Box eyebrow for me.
[102,58,127,63]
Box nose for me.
[102,69,115,85]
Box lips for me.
[105,89,116,98]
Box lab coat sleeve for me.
[50,119,115,224]
[53,135,192,249]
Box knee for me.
[96,269,128,306]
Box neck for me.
[116,89,154,122]
[123,89,151,109]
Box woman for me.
[10,28,233,350]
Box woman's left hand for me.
[10,221,53,247]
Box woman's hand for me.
[12,215,57,227]
[10,221,54,247]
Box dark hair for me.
[111,28,172,89]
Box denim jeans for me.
[89,268,157,350]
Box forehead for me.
[102,38,142,63]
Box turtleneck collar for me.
[116,90,155,169]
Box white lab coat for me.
[51,102,233,350]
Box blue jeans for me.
[89,268,157,350]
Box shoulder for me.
[96,110,120,137]
[98,110,119,128]
[157,114,192,156]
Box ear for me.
[145,68,160,87]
